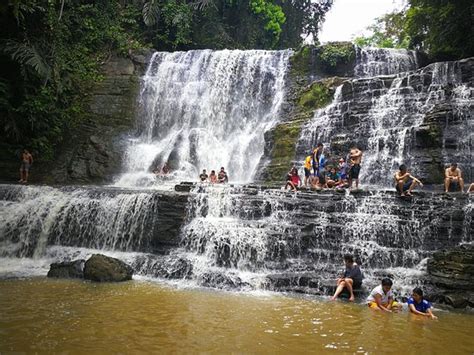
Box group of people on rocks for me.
[330,254,437,319]
[394,162,473,196]
[199,167,229,184]
[285,143,363,192]
[283,142,474,195]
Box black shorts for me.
[396,178,413,193]
[304,168,311,177]
[349,164,361,179]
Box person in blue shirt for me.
[407,287,437,319]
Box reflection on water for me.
[0,278,473,353]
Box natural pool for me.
[1,278,473,353]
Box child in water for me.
[407,287,438,319]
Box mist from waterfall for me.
[116,50,291,187]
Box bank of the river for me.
[0,278,473,353]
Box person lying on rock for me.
[394,164,423,197]
[445,163,464,192]
[407,287,437,320]
[367,278,401,312]
[330,254,363,302]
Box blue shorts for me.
[396,178,413,193]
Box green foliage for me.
[299,82,332,111]
[353,1,473,61]
[316,42,355,71]
[405,0,473,60]
[250,0,285,41]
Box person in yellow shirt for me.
[304,154,312,187]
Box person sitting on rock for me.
[218,167,228,183]
[445,163,464,192]
[394,164,423,197]
[209,170,218,184]
[326,166,342,188]
[367,278,400,312]
[199,169,208,182]
[285,167,301,192]
[338,157,348,180]
[407,287,437,320]
[330,254,363,302]
[161,163,170,175]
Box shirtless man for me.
[19,149,33,184]
[394,164,423,196]
[445,163,464,192]
[348,146,363,189]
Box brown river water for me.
[1,278,473,354]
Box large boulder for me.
[83,254,133,282]
[47,259,85,279]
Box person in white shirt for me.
[366,278,400,312]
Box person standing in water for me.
[331,254,363,302]
[304,153,312,187]
[348,146,362,189]
[19,149,33,184]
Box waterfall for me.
[116,50,291,187]
[354,47,419,77]
[297,59,473,186]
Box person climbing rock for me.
[199,169,208,182]
[394,164,423,197]
[407,287,437,319]
[348,146,362,190]
[367,278,400,312]
[330,254,363,302]
[19,149,33,184]
[445,163,464,192]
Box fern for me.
[142,0,161,26]
[3,41,51,83]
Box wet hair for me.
[220,167,225,170]
[211,170,215,174]
[451,163,458,168]
[343,254,354,263]
[399,164,407,171]
[381,278,393,287]
[317,142,323,147]
[413,287,423,298]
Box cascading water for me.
[297,57,473,186]
[116,50,291,187]
[354,47,419,77]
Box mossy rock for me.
[289,45,314,76]
[298,77,347,112]
[314,42,356,76]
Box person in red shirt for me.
[285,167,301,192]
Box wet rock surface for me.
[47,259,85,279]
[83,254,133,282]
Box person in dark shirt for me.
[407,287,437,319]
[217,167,228,183]
[330,254,363,302]
[199,169,208,182]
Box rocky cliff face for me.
[258,45,473,187]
